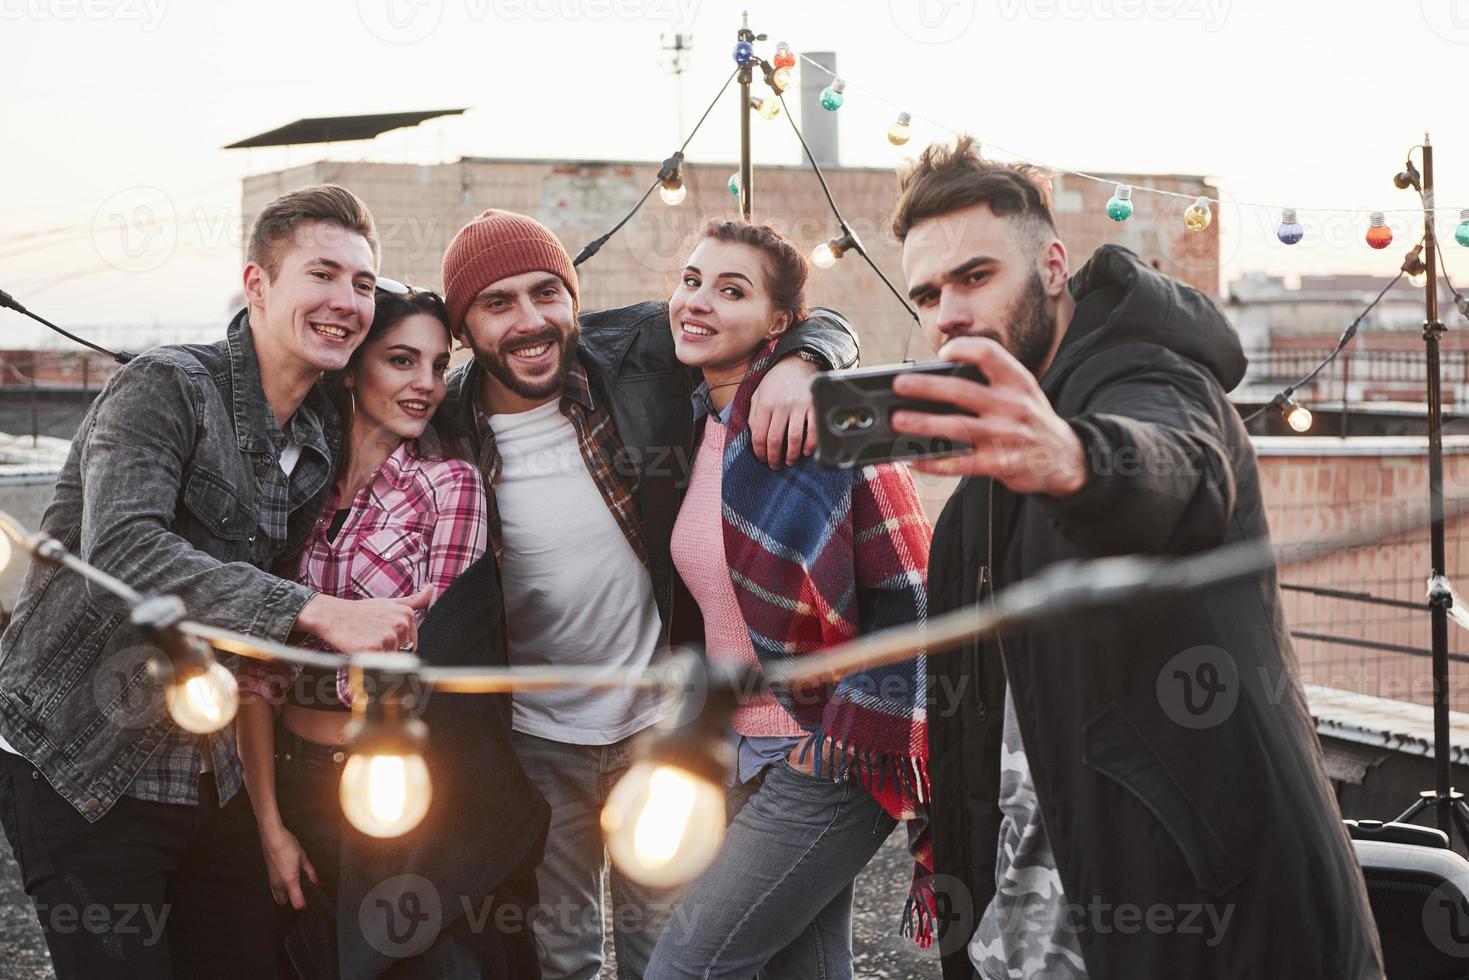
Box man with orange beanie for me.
[439,209,859,979]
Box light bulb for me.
[1184,197,1212,232]
[0,530,12,574]
[1366,211,1392,250]
[1285,400,1313,433]
[772,66,794,92]
[1456,209,1469,248]
[602,761,726,888]
[811,242,838,269]
[1106,184,1133,222]
[659,182,687,206]
[341,750,433,838]
[773,41,796,69]
[820,79,846,111]
[1277,208,1303,245]
[755,97,781,120]
[165,658,239,735]
[732,41,755,66]
[887,111,912,146]
[1410,269,1428,288]
[727,172,740,196]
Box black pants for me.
[0,751,279,979]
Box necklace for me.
[707,375,747,392]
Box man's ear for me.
[1041,239,1069,297]
[242,262,268,307]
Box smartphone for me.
[811,360,987,469]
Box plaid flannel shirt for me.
[237,440,489,707]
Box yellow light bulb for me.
[1184,196,1213,232]
[772,66,793,91]
[602,761,725,888]
[340,751,433,838]
[811,242,838,269]
[0,530,12,574]
[887,111,912,146]
[659,182,687,206]
[756,97,781,120]
[1286,402,1313,433]
[165,658,239,734]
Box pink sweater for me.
[670,419,804,738]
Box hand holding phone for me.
[810,360,988,468]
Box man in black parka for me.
[887,136,1383,979]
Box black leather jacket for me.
[444,300,859,645]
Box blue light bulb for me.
[1277,208,1304,245]
[1105,184,1133,222]
[733,41,755,66]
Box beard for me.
[973,270,1058,377]
[472,322,581,402]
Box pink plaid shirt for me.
[237,439,488,707]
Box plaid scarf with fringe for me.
[720,341,937,946]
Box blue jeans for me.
[645,759,898,980]
[512,730,680,980]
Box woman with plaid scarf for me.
[646,219,935,980]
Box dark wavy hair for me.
[323,288,467,483]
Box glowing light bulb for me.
[165,658,239,735]
[340,750,433,838]
[1410,268,1428,289]
[772,66,794,92]
[732,41,755,66]
[1456,209,1469,248]
[887,111,912,146]
[0,530,12,574]
[728,172,740,196]
[820,78,846,111]
[811,242,838,269]
[773,41,796,69]
[1277,208,1303,245]
[1106,184,1133,222]
[755,97,781,120]
[1285,400,1313,433]
[1366,211,1392,250]
[602,761,726,888]
[659,181,687,206]
[1184,197,1212,232]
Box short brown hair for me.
[246,184,378,280]
[891,135,1056,247]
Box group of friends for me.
[0,135,1388,979]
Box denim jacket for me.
[0,310,338,821]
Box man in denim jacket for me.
[0,185,426,979]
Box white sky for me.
[4,0,1469,342]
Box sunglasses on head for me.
[375,276,442,302]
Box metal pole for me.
[737,11,753,221]
[1422,133,1454,838]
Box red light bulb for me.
[1365,211,1392,250]
[773,41,796,69]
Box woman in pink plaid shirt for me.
[236,283,488,932]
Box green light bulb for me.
[1457,209,1469,248]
